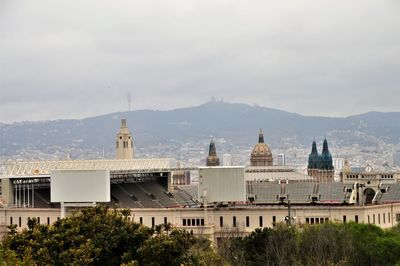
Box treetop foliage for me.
[2,207,400,266]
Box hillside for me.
[1,101,400,159]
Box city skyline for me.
[1,1,400,123]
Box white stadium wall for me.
[50,169,110,203]
[198,166,246,203]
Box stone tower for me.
[307,139,334,182]
[116,119,134,160]
[250,129,273,166]
[206,139,220,166]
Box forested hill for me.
[1,101,400,157]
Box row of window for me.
[346,174,393,179]
[182,218,205,227]
[10,216,60,227]
[367,212,391,224]
[219,215,276,228]
[139,217,168,228]
[305,217,329,224]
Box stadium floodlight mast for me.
[279,198,295,226]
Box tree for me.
[1,207,221,265]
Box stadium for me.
[1,119,400,243]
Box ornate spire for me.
[206,139,220,166]
[322,138,330,154]
[311,140,318,155]
[308,140,320,169]
[258,128,264,143]
[320,138,333,170]
[208,140,217,156]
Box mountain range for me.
[1,101,400,159]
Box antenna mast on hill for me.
[127,93,132,112]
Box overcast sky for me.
[0,0,399,123]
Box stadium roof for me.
[1,158,195,177]
[245,166,314,181]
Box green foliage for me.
[4,208,400,266]
[218,222,400,266]
[0,206,219,266]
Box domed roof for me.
[250,129,273,166]
[251,142,272,157]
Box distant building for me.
[393,152,400,167]
[307,139,334,182]
[333,157,345,178]
[222,154,232,166]
[250,129,273,166]
[277,153,286,166]
[115,119,134,160]
[206,140,220,166]
[340,161,399,204]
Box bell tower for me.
[116,119,134,160]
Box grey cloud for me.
[0,0,400,122]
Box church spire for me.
[208,139,217,156]
[206,139,220,166]
[322,138,330,154]
[320,138,333,170]
[311,140,318,155]
[258,128,264,143]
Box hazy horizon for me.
[1,99,398,125]
[1,1,399,123]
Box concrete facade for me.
[2,203,400,243]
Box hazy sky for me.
[1,0,399,123]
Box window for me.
[57,217,60,221]
[37,217,40,224]
[373,214,376,224]
[233,216,237,227]
[196,219,200,226]
[306,218,310,224]
[325,218,329,223]
[259,216,263,227]
[315,218,320,224]
[389,212,391,223]
[192,219,196,226]
[378,213,381,224]
[10,217,13,225]
[19,217,21,227]
[272,216,276,227]
[311,218,314,224]
[246,216,250,227]
[47,217,50,225]
[383,213,386,224]
[139,217,143,224]
[343,215,347,223]
[201,219,205,226]
[164,217,168,224]
[151,217,155,228]
[188,219,191,226]
[220,216,223,227]
[355,215,359,223]
[183,219,187,226]
[368,215,370,224]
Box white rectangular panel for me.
[198,166,245,203]
[51,169,110,203]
